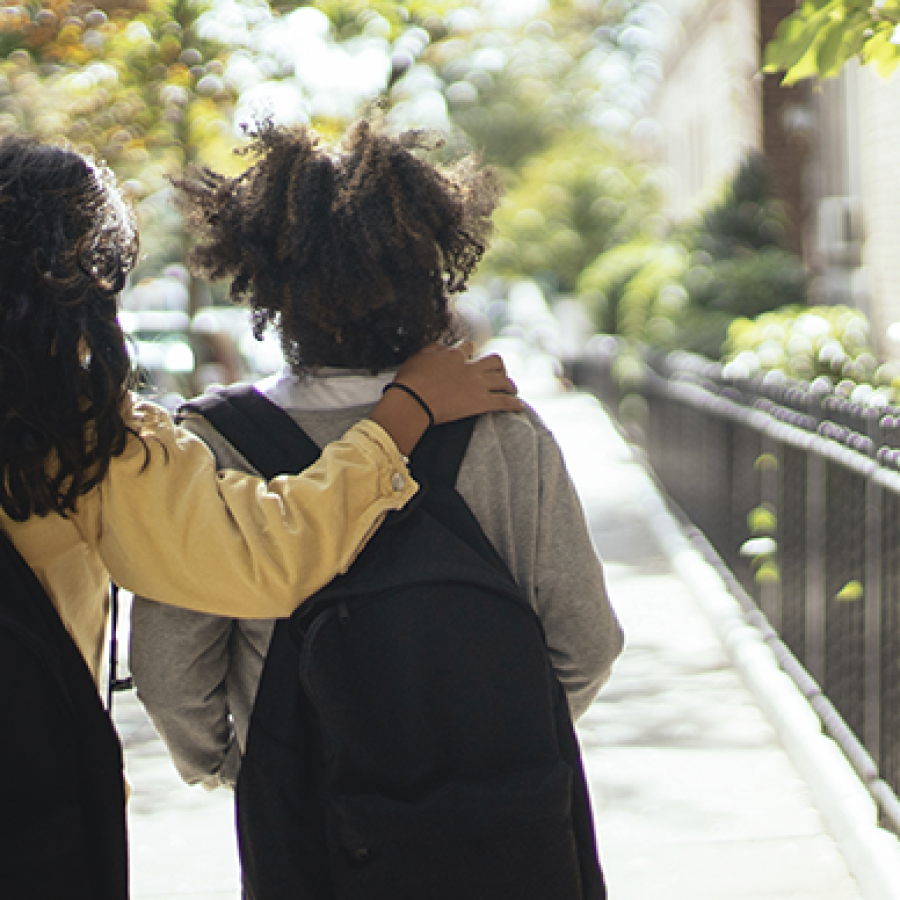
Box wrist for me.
[368,386,431,457]
[382,381,435,428]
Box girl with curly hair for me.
[0,134,519,900]
[132,119,621,899]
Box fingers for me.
[472,351,505,371]
[392,341,522,423]
[481,371,518,395]
[481,390,525,413]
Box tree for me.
[0,0,664,317]
[0,0,245,308]
[579,153,808,358]
[487,132,660,294]
[411,0,662,172]
[385,0,665,301]
[764,0,900,83]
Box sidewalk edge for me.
[631,465,900,900]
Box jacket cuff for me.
[346,419,418,507]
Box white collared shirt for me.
[255,365,395,411]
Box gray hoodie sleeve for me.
[457,407,623,721]
[130,601,242,789]
[531,424,622,718]
[130,413,273,790]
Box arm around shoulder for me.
[84,398,417,619]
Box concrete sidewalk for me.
[536,392,865,900]
[118,389,887,899]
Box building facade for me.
[653,0,900,360]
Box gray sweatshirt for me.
[130,371,623,790]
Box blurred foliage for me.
[295,1,463,36]
[418,0,661,171]
[764,0,900,84]
[681,155,807,347]
[0,0,665,318]
[0,0,238,186]
[693,152,789,259]
[390,0,665,303]
[485,134,661,294]
[686,249,808,319]
[579,152,808,359]
[0,0,247,304]
[375,0,664,305]
[579,239,684,337]
[721,305,900,398]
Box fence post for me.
[806,453,826,688]
[759,434,781,631]
[866,478,883,762]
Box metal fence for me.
[570,343,900,830]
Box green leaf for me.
[748,503,777,534]
[755,560,780,585]
[764,13,820,73]
[876,52,900,78]
[782,43,823,84]
[844,18,874,59]
[816,21,848,76]
[861,26,900,77]
[764,3,838,73]
[878,0,900,25]
[763,1,884,78]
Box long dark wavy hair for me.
[0,136,139,521]
[173,118,501,372]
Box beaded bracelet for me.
[382,381,435,429]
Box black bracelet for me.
[383,381,435,428]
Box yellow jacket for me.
[1,396,417,683]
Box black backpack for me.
[0,530,128,900]
[187,384,605,900]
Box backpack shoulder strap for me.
[181,384,321,479]
[412,416,478,488]
[408,415,517,581]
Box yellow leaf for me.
[748,503,777,535]
[835,580,864,602]
[782,44,823,84]
[755,561,780,585]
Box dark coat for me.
[0,531,128,900]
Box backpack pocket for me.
[328,761,583,900]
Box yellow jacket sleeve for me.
[74,397,417,619]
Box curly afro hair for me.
[173,118,502,372]
[0,136,140,520]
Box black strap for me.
[182,384,477,492]
[412,417,478,487]
[107,584,132,708]
[181,384,322,479]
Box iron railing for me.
[570,342,900,830]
